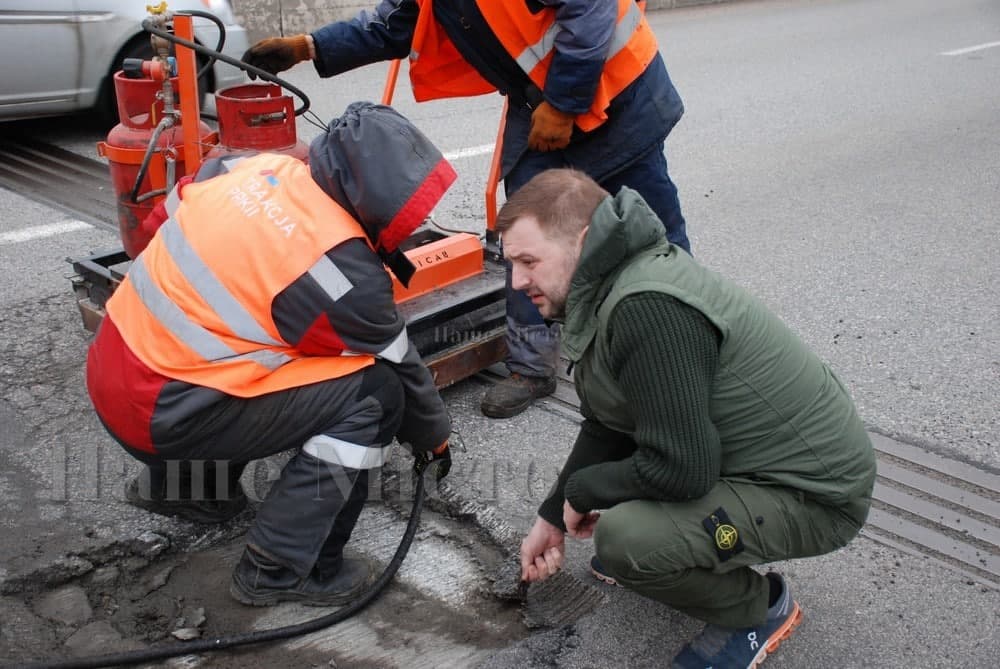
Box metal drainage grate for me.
[0,134,117,231]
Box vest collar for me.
[562,188,669,360]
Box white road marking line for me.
[443,144,495,161]
[940,40,1000,56]
[0,220,93,245]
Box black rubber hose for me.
[141,16,312,117]
[126,12,312,203]
[12,473,426,669]
[125,11,225,204]
[127,116,173,204]
[181,9,226,81]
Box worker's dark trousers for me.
[128,361,404,579]
[502,143,689,377]
[593,478,872,629]
[128,457,247,503]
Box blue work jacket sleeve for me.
[538,0,617,114]
[311,0,420,78]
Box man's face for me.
[502,215,585,320]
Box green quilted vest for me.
[562,190,875,505]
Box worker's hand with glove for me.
[413,441,451,482]
[527,101,575,152]
[241,35,314,78]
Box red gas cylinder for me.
[97,70,214,258]
[207,82,309,162]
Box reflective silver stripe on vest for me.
[159,219,283,347]
[164,154,244,219]
[165,185,182,217]
[377,327,409,364]
[303,434,391,469]
[129,253,291,372]
[515,1,641,74]
[220,156,246,172]
[308,255,354,302]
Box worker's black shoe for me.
[230,547,373,607]
[124,472,247,524]
[480,373,557,418]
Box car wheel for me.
[95,35,211,128]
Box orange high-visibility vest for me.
[408,0,658,132]
[107,154,375,398]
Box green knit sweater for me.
[538,292,721,529]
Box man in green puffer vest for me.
[507,169,875,669]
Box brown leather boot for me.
[480,373,557,418]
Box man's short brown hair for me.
[496,168,609,240]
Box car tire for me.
[95,35,211,128]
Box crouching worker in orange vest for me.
[86,102,456,606]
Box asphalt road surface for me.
[0,0,997,667]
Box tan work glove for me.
[241,35,312,77]
[528,101,575,152]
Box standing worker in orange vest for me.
[243,0,691,419]
[86,103,456,606]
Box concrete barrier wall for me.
[231,0,732,43]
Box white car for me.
[0,0,249,123]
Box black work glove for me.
[241,35,312,78]
[413,442,451,482]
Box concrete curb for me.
[231,0,737,43]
